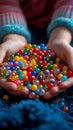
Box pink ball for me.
[14,61,18,67]
[15,80,21,85]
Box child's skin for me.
[0,26,73,98]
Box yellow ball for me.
[3,95,9,100]
[31,84,38,91]
[30,59,36,66]
[57,73,63,80]
[53,64,58,69]
[14,56,20,61]
[18,85,23,90]
[56,57,60,63]
[63,66,68,71]
[25,44,32,49]
[19,57,24,61]
[22,71,27,76]
[23,60,27,64]
[11,75,18,81]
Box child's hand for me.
[0,34,29,95]
[44,27,73,99]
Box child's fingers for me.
[44,85,60,99]
[0,45,6,63]
[0,78,17,91]
[9,87,29,96]
[44,77,73,99]
[59,77,73,89]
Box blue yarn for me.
[47,17,73,46]
[0,24,31,43]
[0,87,73,129]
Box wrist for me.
[49,27,72,45]
[3,34,27,43]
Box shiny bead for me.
[44,70,50,76]
[40,79,45,85]
[18,85,23,90]
[31,84,38,91]
[35,68,40,73]
[61,75,67,81]
[15,80,21,85]
[17,69,22,74]
[67,71,73,77]
[18,61,23,67]
[19,74,24,80]
[22,71,27,76]
[53,64,58,69]
[62,106,69,112]
[14,56,20,61]
[59,102,65,107]
[35,89,40,95]
[33,80,39,84]
[55,57,60,63]
[50,78,55,83]
[24,48,29,53]
[62,70,67,75]
[57,74,63,80]
[10,66,15,71]
[39,89,45,96]
[29,92,36,99]
[3,95,9,100]
[63,66,68,71]
[12,75,18,81]
[13,61,18,67]
[47,64,53,70]
[48,83,54,89]
[30,59,36,66]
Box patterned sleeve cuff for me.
[47,17,73,40]
[0,24,31,43]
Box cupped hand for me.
[0,34,29,96]
[44,27,73,99]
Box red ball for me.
[24,55,29,60]
[50,69,54,74]
[40,79,45,85]
[18,49,23,55]
[27,67,33,72]
[58,64,64,70]
[42,61,47,66]
[67,70,73,77]
[36,55,42,61]
[29,76,35,83]
[33,48,39,53]
[48,83,54,89]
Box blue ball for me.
[18,61,23,67]
[35,89,40,95]
[59,102,65,107]
[35,68,40,73]
[32,71,37,76]
[37,75,43,80]
[22,52,28,56]
[19,74,24,80]
[44,70,50,76]
[10,66,15,71]
[61,76,67,81]
[10,59,15,63]
[17,69,22,74]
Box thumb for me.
[66,47,73,70]
[0,44,7,64]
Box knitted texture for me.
[47,17,73,45]
[0,24,31,43]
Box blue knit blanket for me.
[0,86,73,130]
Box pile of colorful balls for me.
[0,43,73,99]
